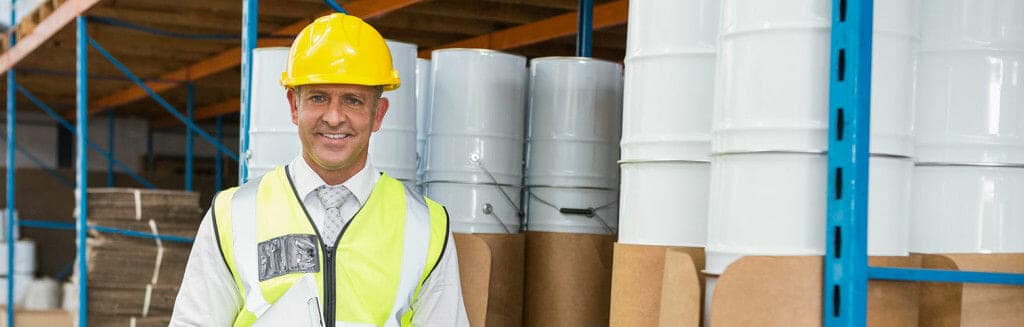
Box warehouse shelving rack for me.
[823,0,1024,326]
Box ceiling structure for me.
[0,0,628,130]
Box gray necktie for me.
[316,185,352,245]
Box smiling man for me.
[170,14,469,327]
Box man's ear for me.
[287,88,300,125]
[372,97,389,132]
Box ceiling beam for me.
[0,0,104,73]
[418,0,628,58]
[84,0,427,117]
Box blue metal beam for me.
[576,0,593,57]
[869,267,1024,286]
[85,37,240,162]
[19,219,195,244]
[240,0,258,184]
[75,15,90,327]
[185,83,194,191]
[324,0,348,14]
[6,2,16,325]
[15,85,156,189]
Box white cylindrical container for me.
[415,58,432,186]
[23,277,60,310]
[370,40,419,182]
[424,49,527,233]
[618,161,710,246]
[425,182,522,234]
[0,273,32,306]
[705,154,912,275]
[423,49,527,186]
[915,0,1024,165]
[910,165,1024,253]
[248,47,299,178]
[525,57,622,235]
[620,0,719,162]
[0,239,36,275]
[712,0,917,156]
[62,282,77,312]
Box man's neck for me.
[303,155,365,186]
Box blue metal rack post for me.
[824,1,1024,326]
[575,0,593,57]
[75,15,90,327]
[239,0,257,184]
[5,1,16,325]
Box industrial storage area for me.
[0,0,1018,326]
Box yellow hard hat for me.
[280,13,400,90]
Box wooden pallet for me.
[2,0,65,54]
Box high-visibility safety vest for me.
[211,166,450,327]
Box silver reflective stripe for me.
[231,176,273,317]
[386,184,432,326]
[258,234,319,281]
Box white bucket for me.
[915,0,1024,165]
[620,0,719,162]
[617,161,710,246]
[369,40,419,182]
[910,165,1024,253]
[424,182,521,234]
[23,277,60,310]
[423,49,527,186]
[705,153,912,274]
[0,239,36,275]
[415,58,431,185]
[0,273,32,306]
[526,187,618,235]
[712,0,918,156]
[248,47,300,174]
[526,57,622,189]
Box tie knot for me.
[316,185,351,209]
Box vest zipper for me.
[323,247,336,327]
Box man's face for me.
[287,84,389,175]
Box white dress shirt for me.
[170,157,469,326]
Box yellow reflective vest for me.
[211,166,449,327]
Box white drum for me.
[712,0,917,156]
[526,187,618,235]
[620,0,719,162]
[248,47,300,177]
[423,49,527,186]
[705,153,912,274]
[0,273,31,306]
[415,58,431,185]
[910,165,1024,253]
[0,239,36,275]
[424,182,521,234]
[915,0,1024,165]
[617,161,710,246]
[369,40,418,182]
[526,57,622,189]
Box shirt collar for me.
[288,156,378,206]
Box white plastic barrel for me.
[910,165,1024,253]
[712,0,918,156]
[705,153,912,275]
[915,0,1024,165]
[369,40,418,182]
[618,162,710,246]
[620,0,719,162]
[0,239,36,275]
[247,47,299,179]
[525,57,622,234]
[424,49,527,233]
[0,273,31,306]
[415,58,431,186]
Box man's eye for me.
[309,95,328,103]
[345,97,363,106]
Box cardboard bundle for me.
[79,188,201,326]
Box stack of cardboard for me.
[75,188,201,327]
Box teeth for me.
[323,134,348,140]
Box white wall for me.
[0,111,57,169]
[85,116,148,172]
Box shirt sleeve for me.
[411,231,470,327]
[169,209,243,327]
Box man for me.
[171,13,469,327]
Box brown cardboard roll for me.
[918,253,1024,327]
[609,243,705,327]
[524,231,615,327]
[455,233,525,327]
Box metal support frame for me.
[185,83,194,191]
[75,15,89,327]
[824,1,1024,326]
[5,1,16,324]
[575,0,593,57]
[239,0,257,184]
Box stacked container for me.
[415,58,431,190]
[369,40,419,185]
[705,0,918,317]
[423,49,528,233]
[247,47,296,179]
[911,0,1024,254]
